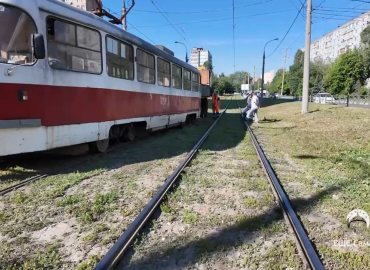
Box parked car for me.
[269,93,277,99]
[313,93,336,104]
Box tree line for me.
[269,25,370,96]
[203,60,262,95]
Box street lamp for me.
[175,41,188,63]
[261,38,278,102]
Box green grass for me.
[251,100,370,268]
[0,105,220,269]
[5,243,62,270]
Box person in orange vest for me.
[212,91,220,119]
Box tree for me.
[361,25,370,45]
[215,76,234,95]
[324,49,367,94]
[360,26,370,80]
[228,71,251,92]
[309,60,330,95]
[269,69,290,94]
[203,60,213,70]
[287,50,304,96]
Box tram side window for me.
[183,69,191,91]
[192,73,200,92]
[106,36,134,80]
[46,18,102,74]
[136,48,155,84]
[172,64,182,89]
[157,58,170,87]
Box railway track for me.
[93,99,233,270]
[93,98,325,270]
[236,100,324,270]
[0,141,133,196]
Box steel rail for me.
[0,132,146,196]
[236,101,324,270]
[94,98,232,270]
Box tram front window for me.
[0,4,36,65]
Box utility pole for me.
[253,65,255,91]
[281,48,288,97]
[122,0,127,30]
[302,0,312,114]
[247,72,250,92]
[232,0,235,73]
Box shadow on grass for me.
[308,109,321,114]
[294,155,320,159]
[117,184,343,270]
[259,118,281,123]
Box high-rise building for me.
[261,70,275,84]
[190,47,212,67]
[301,10,370,63]
[59,0,98,11]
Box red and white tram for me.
[0,0,202,157]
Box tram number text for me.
[160,96,169,106]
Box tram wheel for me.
[123,127,135,141]
[89,139,109,153]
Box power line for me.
[288,0,306,21]
[127,22,156,44]
[130,0,275,14]
[103,6,156,44]
[149,0,188,44]
[312,2,366,24]
[288,30,305,47]
[267,1,306,58]
[127,9,296,29]
[316,6,369,10]
[314,0,327,8]
[314,10,367,16]
[315,8,368,14]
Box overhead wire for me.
[127,9,296,29]
[314,0,327,8]
[130,0,275,14]
[102,5,156,44]
[149,0,188,44]
[266,0,306,58]
[288,30,305,47]
[233,0,235,72]
[312,2,367,24]
[288,0,306,21]
[127,22,156,44]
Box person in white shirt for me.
[246,92,260,123]
[242,93,252,119]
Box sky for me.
[102,0,370,77]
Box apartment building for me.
[261,70,275,84]
[59,0,98,11]
[302,10,370,63]
[190,47,212,67]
